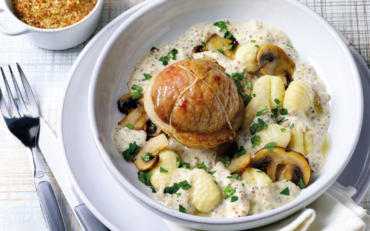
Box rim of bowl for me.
[1,0,103,32]
[88,0,363,225]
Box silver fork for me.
[0,64,66,231]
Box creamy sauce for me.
[111,126,146,153]
[115,19,331,218]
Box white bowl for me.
[0,0,103,50]
[88,0,363,230]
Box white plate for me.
[58,2,370,230]
[58,2,170,231]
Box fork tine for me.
[16,63,39,116]
[1,67,20,118]
[8,65,28,115]
[0,85,10,118]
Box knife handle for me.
[75,204,108,231]
[36,181,66,231]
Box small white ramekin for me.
[0,0,103,50]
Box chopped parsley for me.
[143,73,152,81]
[224,185,237,200]
[281,128,286,132]
[287,44,294,48]
[254,44,260,48]
[179,205,186,213]
[290,123,295,129]
[253,93,256,97]
[164,180,192,194]
[131,84,142,100]
[251,135,261,148]
[159,48,178,65]
[277,117,288,125]
[150,187,156,193]
[201,42,206,48]
[271,108,279,118]
[231,72,251,107]
[224,31,233,39]
[250,118,268,135]
[213,21,228,33]
[234,146,246,157]
[141,152,154,162]
[280,187,290,196]
[217,49,224,54]
[226,73,231,77]
[208,170,217,175]
[122,142,141,161]
[216,156,231,167]
[160,167,168,173]
[230,196,239,202]
[214,180,218,185]
[256,170,263,173]
[126,124,134,130]
[227,174,240,179]
[299,178,306,189]
[246,79,253,89]
[281,108,289,115]
[274,98,281,105]
[233,166,238,171]
[227,44,233,50]
[176,157,190,169]
[150,47,157,51]
[264,142,276,151]
[251,40,256,43]
[176,193,181,196]
[194,162,207,171]
[138,171,152,186]
[256,106,268,116]
[187,57,191,59]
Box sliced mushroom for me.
[117,93,139,114]
[250,147,311,186]
[227,153,251,174]
[144,120,162,137]
[257,44,295,87]
[133,133,169,171]
[192,34,240,60]
[118,105,148,130]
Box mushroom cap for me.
[257,44,295,87]
[144,58,244,149]
[250,147,311,186]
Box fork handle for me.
[36,181,66,231]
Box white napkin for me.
[165,182,370,231]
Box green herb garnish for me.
[208,170,217,175]
[138,171,152,186]
[143,73,152,81]
[274,98,281,105]
[194,162,207,171]
[251,40,256,43]
[179,205,187,213]
[164,180,191,194]
[216,156,231,167]
[159,48,178,65]
[201,42,206,48]
[234,146,246,157]
[290,123,295,129]
[224,185,237,200]
[122,142,141,161]
[254,44,260,48]
[281,128,286,132]
[277,117,288,125]
[213,20,227,33]
[126,124,134,130]
[150,47,157,51]
[227,174,239,179]
[281,108,289,115]
[176,157,190,169]
[160,167,168,173]
[287,44,294,48]
[250,118,268,135]
[217,49,224,54]
[256,106,268,116]
[280,187,290,196]
[151,187,156,193]
[214,180,218,185]
[246,79,253,89]
[251,135,261,148]
[256,170,263,173]
[299,178,306,189]
[227,44,233,50]
[230,196,238,202]
[141,152,154,162]
[264,142,276,151]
